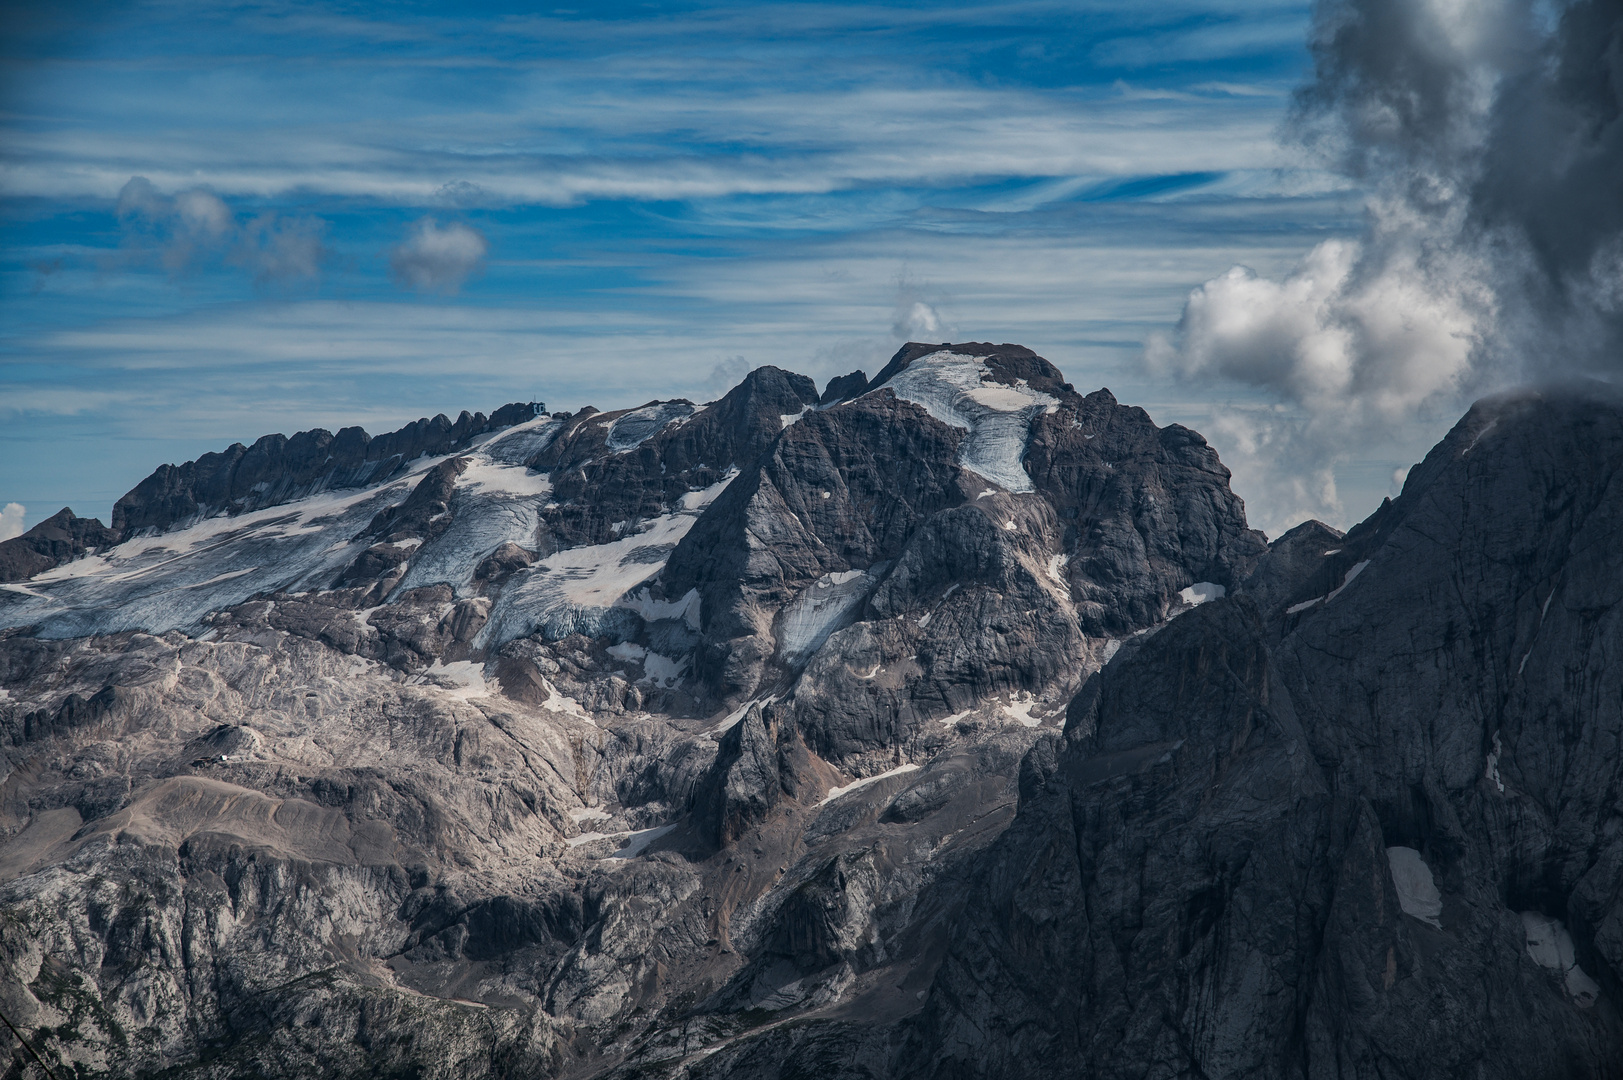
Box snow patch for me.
[713,696,776,734]
[821,763,920,805]
[1522,912,1601,1006]
[1386,847,1443,928]
[608,822,678,860]
[874,351,1056,493]
[642,651,688,688]
[418,660,488,700]
[606,642,647,663]
[1485,730,1505,793]
[479,510,706,648]
[618,586,702,632]
[1003,692,1043,727]
[780,406,812,429]
[539,678,595,725]
[1326,560,1370,602]
[1287,560,1371,615]
[455,460,553,498]
[1178,582,1225,606]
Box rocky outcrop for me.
[890,386,1623,1080]
[532,367,820,551]
[110,402,543,538]
[0,508,119,583]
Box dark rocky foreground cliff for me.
[0,347,1619,1080]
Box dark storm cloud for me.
[1149,0,1623,533]
[1295,0,1623,373]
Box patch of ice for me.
[1322,548,1341,556]
[606,401,697,453]
[938,709,973,728]
[873,351,1056,493]
[713,696,776,734]
[1485,730,1505,793]
[821,763,921,805]
[776,567,880,667]
[1178,582,1226,606]
[780,405,812,429]
[1101,638,1124,664]
[569,807,611,824]
[1386,847,1443,928]
[608,822,678,859]
[478,510,706,648]
[1521,912,1601,1006]
[0,467,439,639]
[677,469,738,511]
[1046,553,1070,582]
[481,415,564,463]
[607,642,647,663]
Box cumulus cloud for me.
[114,176,327,284]
[0,503,26,542]
[891,280,949,342]
[230,212,328,284]
[389,218,488,294]
[1146,0,1623,534]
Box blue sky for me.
[3,0,1418,536]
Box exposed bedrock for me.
[891,387,1623,1080]
[532,366,821,551]
[112,402,545,539]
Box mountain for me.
[0,347,1619,1080]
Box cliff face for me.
[0,351,1618,1080]
[894,388,1623,1080]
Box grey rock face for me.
[110,402,543,539]
[0,508,119,584]
[6,354,1614,1080]
[891,387,1623,1080]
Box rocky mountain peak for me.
[2,361,1619,1080]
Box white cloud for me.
[893,299,944,342]
[113,176,326,283]
[389,218,488,294]
[0,503,26,542]
[1139,0,1623,535]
